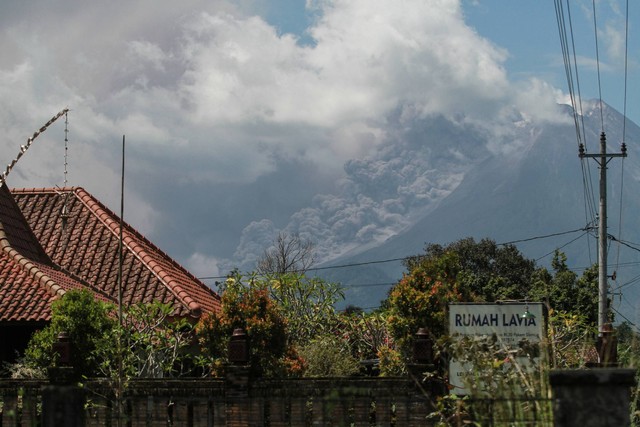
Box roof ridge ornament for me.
[0,108,70,187]
[61,111,71,241]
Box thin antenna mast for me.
[117,135,125,427]
[118,135,125,336]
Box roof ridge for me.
[0,227,66,299]
[12,187,212,286]
[72,187,204,317]
[2,186,54,262]
[11,186,76,194]
[46,262,118,304]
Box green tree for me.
[386,250,471,361]
[267,273,344,345]
[197,272,304,377]
[529,250,599,326]
[100,302,196,379]
[617,321,640,368]
[385,238,536,363]
[19,290,198,380]
[24,289,116,379]
[339,310,401,376]
[546,309,596,368]
[257,232,316,275]
[340,310,393,361]
[298,334,360,377]
[406,238,536,302]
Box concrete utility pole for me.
[579,132,626,334]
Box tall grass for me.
[427,334,553,426]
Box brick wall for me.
[0,373,437,426]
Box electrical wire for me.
[618,293,639,329]
[555,0,598,264]
[343,282,397,288]
[622,0,630,145]
[499,226,593,246]
[197,226,599,280]
[609,236,640,254]
[610,305,637,328]
[534,231,590,263]
[615,0,631,290]
[555,0,584,148]
[306,257,406,272]
[612,273,640,293]
[591,0,605,132]
[614,155,626,286]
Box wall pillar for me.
[550,368,636,427]
[225,328,254,426]
[42,332,86,427]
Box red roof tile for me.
[11,187,221,319]
[0,184,96,322]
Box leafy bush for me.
[197,272,304,377]
[428,335,552,425]
[266,273,344,345]
[18,290,198,380]
[298,334,360,377]
[23,289,116,379]
[377,346,404,376]
[385,250,470,364]
[100,302,197,379]
[546,309,597,368]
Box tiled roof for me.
[0,184,94,322]
[11,187,221,319]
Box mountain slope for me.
[319,103,640,315]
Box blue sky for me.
[0,0,637,277]
[467,1,637,124]
[264,0,637,124]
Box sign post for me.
[448,302,545,393]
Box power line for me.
[499,226,592,246]
[622,0,630,145]
[591,0,605,131]
[615,0,631,285]
[197,226,603,280]
[306,257,406,272]
[616,293,639,330]
[610,305,636,328]
[534,231,590,262]
[554,0,598,264]
[609,236,640,253]
[343,282,396,288]
[611,273,640,293]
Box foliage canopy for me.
[24,289,116,379]
[197,272,304,377]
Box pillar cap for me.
[549,368,636,386]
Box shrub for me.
[23,289,116,379]
[197,273,304,377]
[298,334,360,377]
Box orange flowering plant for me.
[196,271,304,378]
[385,251,471,364]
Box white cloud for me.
[1,0,519,189]
[1,0,579,273]
[128,41,170,72]
[602,21,625,66]
[185,252,223,279]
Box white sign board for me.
[448,302,544,393]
